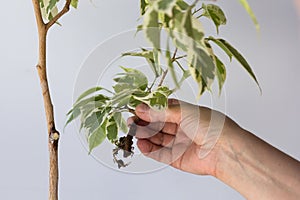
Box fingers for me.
[137,139,172,164]
[135,103,181,124]
[168,98,180,105]
[137,139,190,165]
[146,132,175,147]
[127,117,178,136]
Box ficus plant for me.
[66,0,260,168]
[31,0,259,199]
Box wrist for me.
[210,116,244,178]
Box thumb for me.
[135,103,181,124]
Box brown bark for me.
[32,1,71,200]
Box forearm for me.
[215,120,300,199]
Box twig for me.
[192,7,203,15]
[173,55,187,62]
[46,0,72,31]
[172,48,178,60]
[157,69,168,87]
[158,48,178,87]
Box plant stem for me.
[158,48,178,87]
[32,1,71,200]
[174,55,187,61]
[192,7,203,15]
[157,69,168,87]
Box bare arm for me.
[132,100,300,199]
[216,121,300,199]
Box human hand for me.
[128,99,235,176]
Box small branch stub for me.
[50,131,60,143]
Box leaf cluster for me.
[66,67,172,153]
[138,0,260,95]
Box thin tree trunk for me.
[32,1,71,199]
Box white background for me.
[0,0,299,199]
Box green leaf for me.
[176,0,189,10]
[188,46,216,95]
[64,107,81,130]
[80,101,106,120]
[178,69,191,86]
[39,0,45,8]
[238,0,259,31]
[123,49,161,76]
[111,89,135,105]
[207,37,233,61]
[106,116,118,142]
[88,121,107,153]
[140,0,148,15]
[156,86,173,96]
[202,4,227,34]
[133,86,172,110]
[191,15,205,44]
[47,0,59,13]
[171,6,204,51]
[152,49,162,77]
[73,94,109,113]
[154,0,177,16]
[82,107,110,133]
[215,56,226,94]
[113,112,128,133]
[212,38,261,91]
[143,8,161,50]
[71,0,78,9]
[75,87,104,103]
[122,50,153,60]
[113,67,148,92]
[182,8,194,39]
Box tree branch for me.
[32,0,45,28]
[32,1,72,200]
[46,0,72,31]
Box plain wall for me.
[0,1,299,199]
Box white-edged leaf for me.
[75,87,103,103]
[140,0,148,15]
[88,121,107,153]
[202,4,227,34]
[113,67,148,91]
[143,8,161,50]
[113,112,128,133]
[64,107,80,130]
[188,46,216,95]
[207,37,233,61]
[106,116,118,142]
[208,38,261,92]
[154,0,177,16]
[238,0,259,31]
[215,56,226,94]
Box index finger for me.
[135,103,182,124]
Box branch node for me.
[50,131,60,143]
[36,64,42,69]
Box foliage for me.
[39,0,78,22]
[65,67,173,153]
[63,0,261,160]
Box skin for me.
[129,99,300,200]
